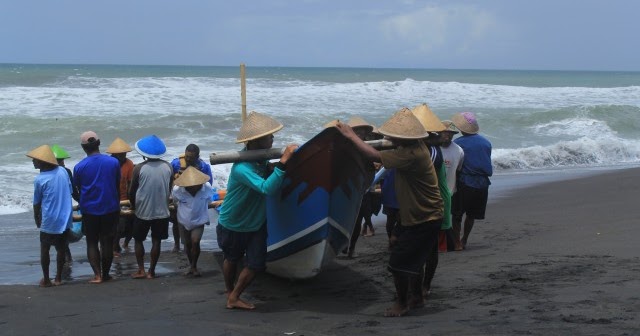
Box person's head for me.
[174,166,209,195]
[236,111,284,150]
[424,132,442,146]
[377,107,429,146]
[347,117,374,141]
[105,137,132,163]
[184,143,200,167]
[51,144,70,167]
[134,135,167,160]
[80,131,101,155]
[440,120,459,147]
[26,145,58,171]
[451,112,479,136]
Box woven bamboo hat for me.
[236,111,284,143]
[347,116,374,132]
[441,120,459,134]
[106,137,133,154]
[411,103,446,132]
[323,119,339,128]
[451,112,479,134]
[377,107,430,140]
[174,166,210,187]
[26,145,58,166]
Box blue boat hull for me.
[266,128,374,279]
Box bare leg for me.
[384,271,410,317]
[54,244,65,285]
[100,233,114,281]
[131,240,147,279]
[40,243,52,287]
[147,237,161,278]
[86,236,102,283]
[347,214,364,258]
[452,214,463,251]
[461,217,475,249]
[222,259,238,294]
[226,267,257,310]
[172,222,180,252]
[190,231,202,276]
[422,243,439,297]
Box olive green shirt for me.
[380,141,443,226]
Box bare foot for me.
[422,287,431,298]
[192,269,201,277]
[131,270,147,279]
[226,298,256,310]
[88,276,103,284]
[53,280,63,286]
[146,271,156,279]
[409,296,425,309]
[39,278,52,288]
[183,269,194,277]
[172,246,180,253]
[383,302,409,317]
[113,252,121,258]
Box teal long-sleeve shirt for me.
[218,161,285,232]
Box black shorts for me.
[117,215,135,238]
[216,223,267,271]
[451,184,489,220]
[82,211,119,242]
[40,231,67,250]
[133,217,170,242]
[388,220,441,276]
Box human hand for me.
[334,121,356,139]
[280,144,299,165]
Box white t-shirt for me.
[440,142,464,193]
[171,182,214,230]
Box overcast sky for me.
[1,0,638,71]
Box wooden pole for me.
[240,63,247,121]
[210,139,395,165]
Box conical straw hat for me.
[236,111,284,143]
[174,166,210,187]
[451,112,479,134]
[26,145,58,166]
[411,103,446,132]
[323,119,339,129]
[51,144,70,159]
[378,108,430,140]
[347,116,374,132]
[441,120,459,134]
[106,137,133,154]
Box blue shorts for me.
[452,184,488,220]
[216,223,267,271]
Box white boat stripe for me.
[267,217,351,252]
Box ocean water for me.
[2,64,640,284]
[2,64,640,215]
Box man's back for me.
[454,134,492,189]
[130,159,173,220]
[73,154,120,215]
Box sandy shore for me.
[1,167,639,335]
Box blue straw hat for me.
[135,135,167,159]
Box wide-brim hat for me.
[323,119,339,129]
[378,107,430,140]
[106,137,133,154]
[174,166,210,187]
[135,135,167,159]
[51,144,70,159]
[441,120,459,134]
[236,111,284,143]
[26,145,58,166]
[452,112,479,134]
[347,116,374,133]
[411,103,446,132]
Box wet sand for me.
[1,167,639,335]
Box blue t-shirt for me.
[73,154,121,215]
[171,158,214,185]
[454,134,493,189]
[218,161,285,232]
[33,166,73,234]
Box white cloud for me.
[381,4,502,55]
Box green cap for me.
[51,144,70,159]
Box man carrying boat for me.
[335,108,443,317]
[105,137,135,255]
[170,144,214,252]
[217,111,298,310]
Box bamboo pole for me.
[240,63,247,121]
[209,139,395,165]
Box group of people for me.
[28,132,218,285]
[29,106,491,317]
[334,105,492,317]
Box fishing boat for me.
[264,127,375,279]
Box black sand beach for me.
[1,168,639,335]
